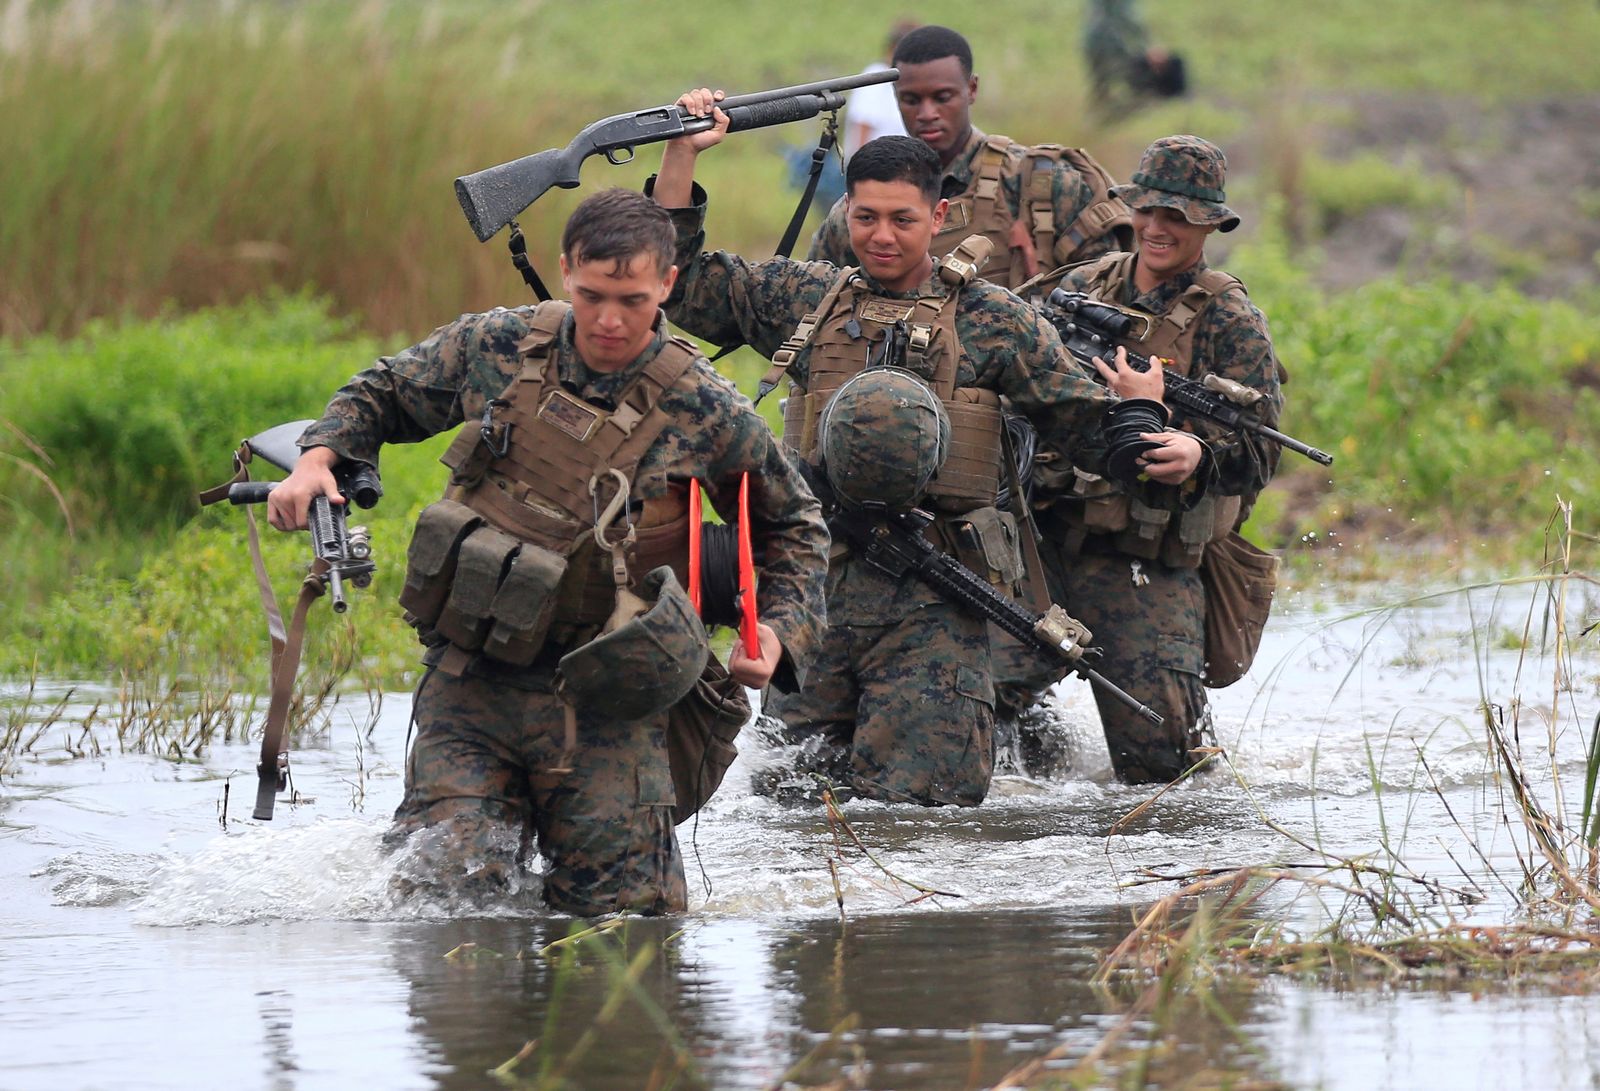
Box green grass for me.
[3,0,1599,340]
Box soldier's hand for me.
[1094,346,1165,403]
[728,621,783,689]
[266,446,345,531]
[1135,431,1204,484]
[672,87,730,154]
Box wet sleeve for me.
[804,195,854,265]
[1187,291,1285,497]
[699,391,830,691]
[650,178,839,364]
[295,311,524,465]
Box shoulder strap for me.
[1055,147,1134,254]
[1015,143,1065,261]
[757,267,859,401]
[973,135,1015,229]
[1164,269,1242,338]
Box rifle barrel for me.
[685,68,897,116]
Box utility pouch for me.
[1161,494,1216,569]
[399,498,483,628]
[1116,498,1170,561]
[1200,531,1280,688]
[947,506,1024,588]
[666,656,752,825]
[434,523,520,652]
[1072,468,1132,533]
[482,541,568,666]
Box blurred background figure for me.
[843,18,918,161]
[785,18,918,216]
[1084,0,1187,121]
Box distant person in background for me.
[842,19,917,161]
[1084,0,1187,120]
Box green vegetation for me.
[4,0,1599,339]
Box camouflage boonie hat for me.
[557,566,709,721]
[1110,135,1240,233]
[819,367,950,511]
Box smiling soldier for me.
[651,89,1205,808]
[999,135,1287,785]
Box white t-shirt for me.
[842,61,906,159]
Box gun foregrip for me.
[724,93,831,133]
[228,481,276,505]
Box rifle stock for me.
[454,69,899,241]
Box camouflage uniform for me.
[658,179,1184,806]
[805,129,1129,289]
[996,137,1283,784]
[299,307,828,913]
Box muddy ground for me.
[1227,93,1600,299]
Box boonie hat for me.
[556,566,709,721]
[1110,135,1240,232]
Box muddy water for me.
[4,578,1599,1090]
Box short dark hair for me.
[892,25,973,76]
[562,188,675,275]
[846,136,943,204]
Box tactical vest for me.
[398,300,702,672]
[1054,253,1249,569]
[766,243,1005,515]
[934,137,1132,289]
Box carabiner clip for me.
[590,468,635,552]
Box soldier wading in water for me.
[652,87,1209,808]
[266,188,829,915]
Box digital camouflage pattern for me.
[819,368,950,510]
[660,180,1187,805]
[763,602,993,806]
[302,306,829,912]
[1110,134,1240,232]
[995,250,1282,783]
[387,669,685,916]
[804,129,1122,284]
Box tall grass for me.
[3,0,1600,340]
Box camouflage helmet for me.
[1110,135,1240,233]
[818,367,949,510]
[556,565,709,721]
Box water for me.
[4,577,1599,1089]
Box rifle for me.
[830,505,1163,725]
[199,420,383,820]
[454,69,899,242]
[224,420,381,613]
[1042,289,1334,466]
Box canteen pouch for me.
[434,523,521,652]
[482,541,568,666]
[399,498,483,628]
[946,505,1024,588]
[1199,531,1280,688]
[666,656,752,825]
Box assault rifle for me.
[454,69,899,242]
[1042,289,1335,466]
[831,505,1163,725]
[200,420,384,821]
[224,420,381,613]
